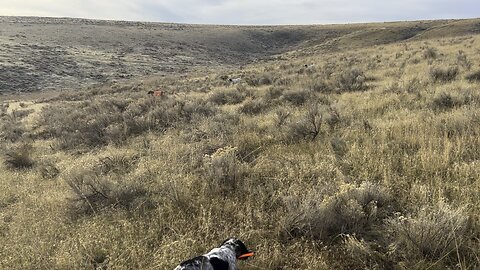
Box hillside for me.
[1,16,480,95]
[1,17,480,269]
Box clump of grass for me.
[430,66,459,83]
[209,88,245,105]
[286,103,323,141]
[274,108,291,127]
[282,89,311,106]
[432,92,459,110]
[465,70,480,82]
[334,68,367,91]
[456,51,472,70]
[95,154,139,175]
[423,47,438,59]
[12,109,34,120]
[264,87,284,101]
[202,146,247,195]
[38,161,60,179]
[342,234,390,269]
[38,96,216,150]
[234,132,266,162]
[4,143,35,169]
[386,201,469,262]
[238,98,269,115]
[310,79,332,93]
[0,115,25,142]
[280,182,391,241]
[65,156,147,216]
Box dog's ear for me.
[221,238,233,246]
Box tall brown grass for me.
[1,32,479,270]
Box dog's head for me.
[221,238,254,260]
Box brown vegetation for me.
[0,20,479,270]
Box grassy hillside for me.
[1,18,480,269]
[1,16,480,95]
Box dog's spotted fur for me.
[174,238,253,270]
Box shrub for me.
[38,100,125,149]
[234,132,266,162]
[432,92,459,110]
[430,66,459,83]
[423,47,438,59]
[209,88,245,105]
[4,143,34,169]
[386,201,469,261]
[11,109,34,120]
[280,182,391,241]
[95,154,139,175]
[310,79,332,93]
[199,112,240,142]
[38,161,60,179]
[264,87,284,101]
[456,51,472,70]
[202,146,247,195]
[274,108,291,127]
[65,156,146,216]
[282,89,311,106]
[258,74,273,86]
[273,76,293,86]
[286,103,323,141]
[334,69,367,91]
[176,99,217,122]
[38,96,215,150]
[465,70,480,82]
[0,115,25,142]
[238,98,269,115]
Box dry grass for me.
[0,28,479,270]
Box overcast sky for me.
[0,0,479,25]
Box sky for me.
[0,0,479,25]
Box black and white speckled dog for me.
[174,238,254,270]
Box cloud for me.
[0,0,478,24]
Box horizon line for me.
[1,14,479,27]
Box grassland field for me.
[0,17,480,269]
